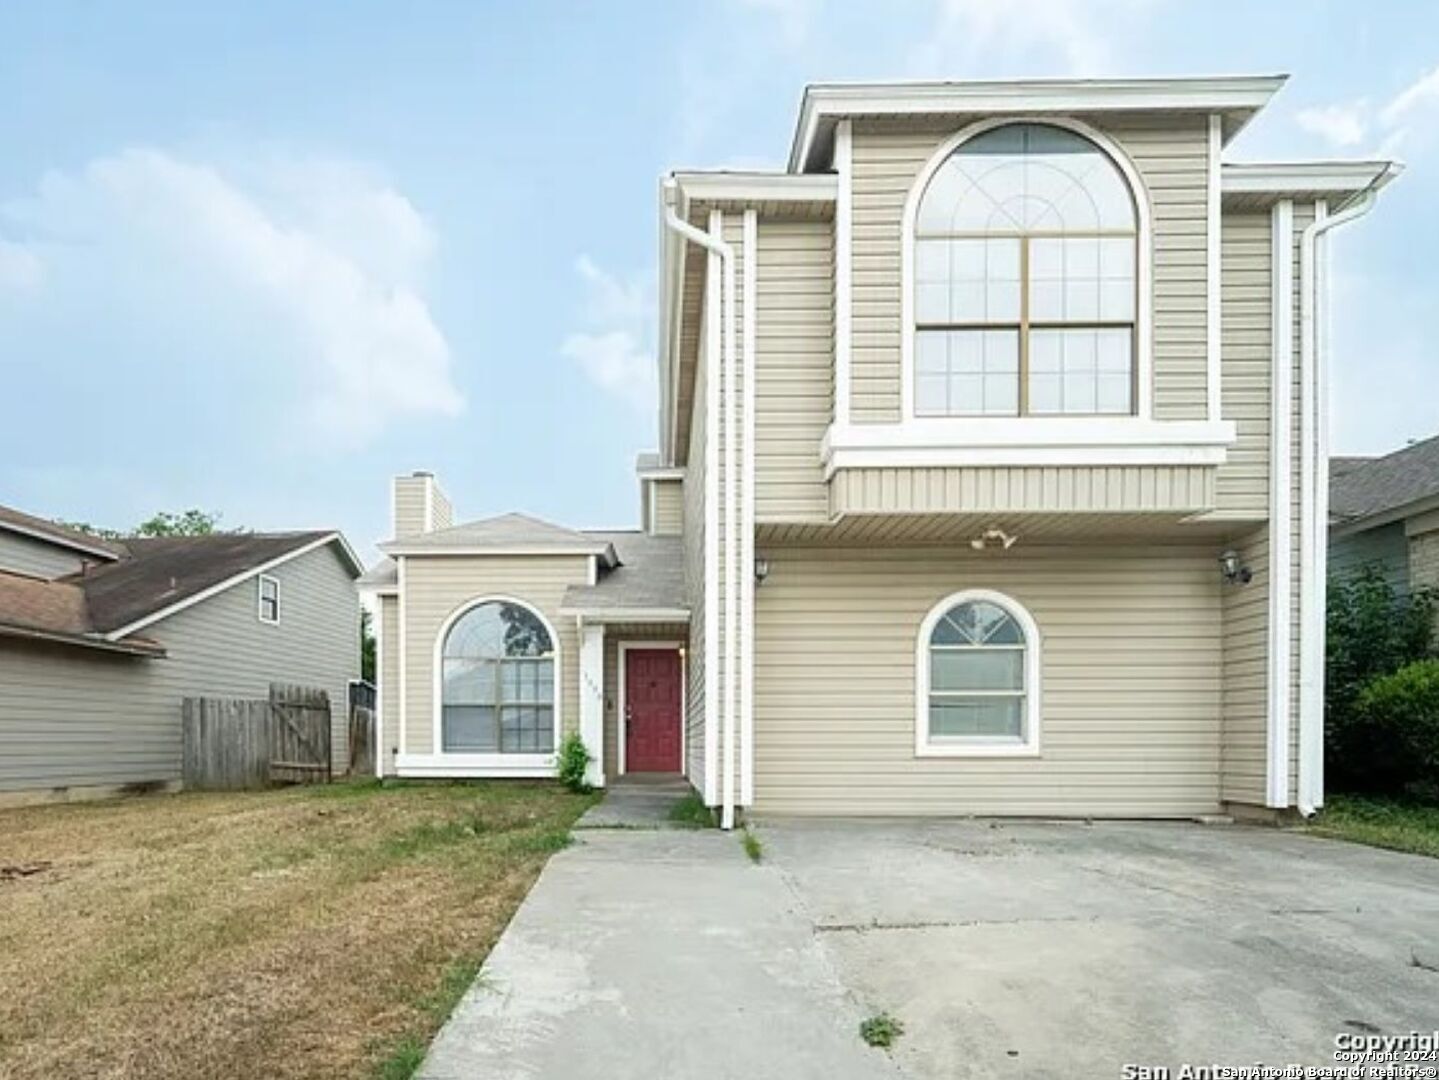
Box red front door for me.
[625,648,682,773]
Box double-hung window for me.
[440,600,556,754]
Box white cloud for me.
[1296,102,1369,148]
[1380,64,1439,129]
[561,256,655,414]
[0,239,43,290]
[0,147,462,445]
[911,0,1154,76]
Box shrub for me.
[1326,567,1436,792]
[1351,660,1439,797]
[556,733,591,794]
[859,1013,904,1049]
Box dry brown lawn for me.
[0,779,596,1079]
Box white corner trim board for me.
[914,588,1042,759]
[833,119,853,427]
[741,208,758,810]
[1266,198,1294,809]
[897,115,1156,422]
[374,593,386,779]
[1207,112,1223,422]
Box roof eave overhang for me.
[379,542,619,566]
[0,520,124,562]
[559,606,692,622]
[0,622,166,657]
[1221,160,1403,210]
[787,75,1289,172]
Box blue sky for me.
[2,2,1437,559]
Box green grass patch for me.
[374,1035,427,1080]
[1308,794,1439,859]
[504,827,574,855]
[740,827,763,863]
[667,792,713,829]
[859,1012,904,1049]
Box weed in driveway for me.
[740,827,763,863]
[859,1012,905,1049]
[667,792,714,829]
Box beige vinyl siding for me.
[400,555,587,757]
[752,543,1222,816]
[1219,527,1268,804]
[1216,211,1272,516]
[379,594,399,776]
[848,113,1210,423]
[0,531,88,579]
[755,218,832,522]
[830,465,1216,516]
[602,623,689,779]
[683,306,709,794]
[0,544,360,794]
[1410,526,1439,593]
[649,479,684,536]
[392,476,429,538]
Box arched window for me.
[913,122,1139,418]
[916,590,1041,756]
[440,600,556,754]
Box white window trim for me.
[899,115,1155,425]
[257,574,281,625]
[616,640,687,778]
[430,595,561,767]
[915,588,1042,758]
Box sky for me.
[2,1,1437,561]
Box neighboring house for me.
[0,503,363,805]
[1330,434,1439,596]
[360,75,1398,824]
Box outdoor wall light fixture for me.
[754,557,771,584]
[969,528,1018,551]
[1218,549,1252,586]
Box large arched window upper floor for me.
[901,118,1153,422]
[433,597,560,759]
[915,589,1041,758]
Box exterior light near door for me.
[754,557,770,584]
[1219,549,1252,586]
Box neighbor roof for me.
[0,503,126,561]
[380,513,618,564]
[1330,433,1439,526]
[561,531,686,618]
[0,572,165,657]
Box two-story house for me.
[360,75,1397,826]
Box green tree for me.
[361,609,376,683]
[132,509,225,537]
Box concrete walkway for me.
[574,774,693,830]
[418,828,899,1080]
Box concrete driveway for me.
[420,817,1439,1079]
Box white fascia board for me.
[379,542,615,560]
[673,171,838,204]
[104,533,355,641]
[1222,160,1401,197]
[559,606,691,622]
[822,419,1236,474]
[636,465,687,481]
[789,75,1288,171]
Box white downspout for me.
[1297,187,1378,817]
[663,204,739,830]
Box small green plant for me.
[556,732,592,793]
[740,827,763,863]
[668,792,714,828]
[859,1012,904,1049]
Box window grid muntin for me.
[914,123,1139,418]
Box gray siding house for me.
[1330,434,1439,596]
[0,505,363,805]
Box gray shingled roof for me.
[562,531,686,615]
[380,513,616,561]
[1330,433,1439,524]
[357,558,398,589]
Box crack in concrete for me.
[815,914,1097,934]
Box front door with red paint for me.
[625,648,682,773]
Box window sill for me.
[915,741,1041,759]
[823,417,1235,475]
[395,752,556,778]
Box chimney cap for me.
[410,470,434,479]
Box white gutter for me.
[1297,186,1379,817]
[663,204,739,830]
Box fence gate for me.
[268,683,332,785]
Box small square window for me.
[258,575,280,624]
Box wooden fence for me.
[182,685,332,791]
